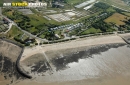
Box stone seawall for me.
[0,38,32,79]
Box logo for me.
[3,2,47,7]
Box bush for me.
[35,43,38,45]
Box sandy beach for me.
[20,35,125,61]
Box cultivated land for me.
[104,13,128,25]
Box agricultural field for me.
[104,13,128,26]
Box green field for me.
[27,14,48,27]
[81,28,102,35]
[65,0,87,5]
[6,25,23,39]
[122,12,130,17]
[0,0,3,6]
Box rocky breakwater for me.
[0,39,31,85]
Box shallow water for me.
[35,44,130,83]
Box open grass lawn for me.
[104,13,128,25]
[27,14,76,27]
[27,14,62,26]
[27,14,47,27]
[66,0,87,5]
[122,12,130,17]
[81,28,102,35]
[6,25,23,39]
[39,34,45,39]
[22,34,28,41]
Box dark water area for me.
[52,43,126,71]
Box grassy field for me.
[122,12,130,17]
[65,0,87,5]
[0,0,3,6]
[104,13,127,25]
[6,25,23,39]
[27,14,48,27]
[81,28,102,35]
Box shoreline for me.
[20,35,126,61]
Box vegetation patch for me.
[65,0,87,5]
[104,13,128,25]
[122,12,130,17]
[6,25,23,39]
[81,28,102,35]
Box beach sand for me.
[21,35,125,61]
